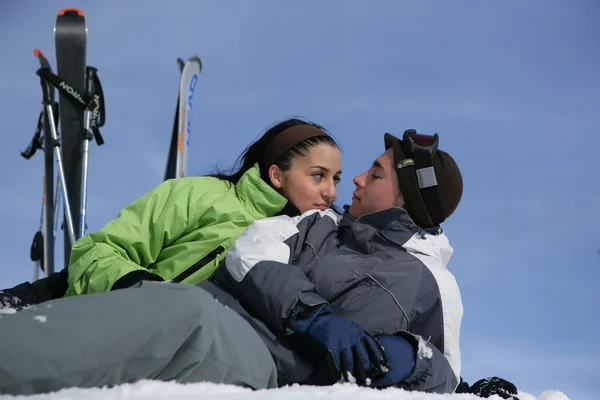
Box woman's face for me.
[270,143,342,214]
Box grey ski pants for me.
[0,281,277,395]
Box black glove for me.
[111,270,164,291]
[0,269,69,312]
[456,376,519,399]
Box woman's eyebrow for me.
[310,165,342,175]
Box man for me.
[200,129,464,392]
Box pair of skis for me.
[164,57,202,181]
[21,8,105,278]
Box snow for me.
[417,336,434,360]
[33,314,47,323]
[0,380,572,400]
[0,293,20,314]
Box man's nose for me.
[353,171,367,188]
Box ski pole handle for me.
[85,66,97,98]
[36,68,54,105]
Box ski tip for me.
[33,48,47,58]
[57,7,85,17]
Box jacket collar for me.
[339,206,449,259]
[235,163,288,219]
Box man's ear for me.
[268,164,284,189]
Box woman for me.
[0,118,342,307]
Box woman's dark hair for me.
[210,118,340,185]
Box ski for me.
[164,58,185,181]
[54,8,87,266]
[164,56,202,180]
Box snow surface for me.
[33,314,47,323]
[0,293,20,314]
[0,381,571,400]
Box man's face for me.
[348,149,404,219]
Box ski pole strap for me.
[86,66,105,146]
[21,111,44,159]
[36,67,106,145]
[37,67,87,108]
[30,230,44,267]
[21,103,60,159]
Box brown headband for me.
[262,124,330,167]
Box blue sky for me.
[1,1,598,398]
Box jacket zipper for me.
[172,245,225,283]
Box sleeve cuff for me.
[111,270,164,291]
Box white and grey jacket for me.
[203,206,463,393]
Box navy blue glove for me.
[371,335,416,387]
[292,305,388,384]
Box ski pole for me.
[78,66,97,238]
[54,174,62,240]
[38,71,77,248]
[28,108,62,280]
[26,49,58,278]
[42,113,54,277]
[33,137,63,280]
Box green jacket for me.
[66,164,287,296]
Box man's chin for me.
[347,203,359,219]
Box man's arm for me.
[215,212,335,333]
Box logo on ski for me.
[58,80,87,106]
[187,74,198,147]
[178,73,198,152]
[90,94,101,129]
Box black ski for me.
[54,8,87,267]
